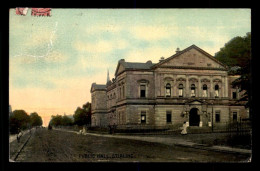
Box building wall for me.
[90,47,248,129]
[155,105,185,129]
[91,113,108,127]
[126,71,155,99]
[91,89,107,127]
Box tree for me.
[61,115,73,126]
[82,102,92,124]
[49,115,63,126]
[215,32,251,68]
[9,110,30,134]
[49,114,73,126]
[30,112,43,127]
[73,107,88,126]
[215,32,251,111]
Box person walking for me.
[181,122,188,135]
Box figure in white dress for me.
[181,122,188,135]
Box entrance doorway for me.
[189,108,200,126]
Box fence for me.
[53,120,252,135]
[226,119,252,136]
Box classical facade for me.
[90,45,248,129]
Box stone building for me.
[90,45,249,130]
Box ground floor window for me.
[141,111,146,124]
[233,112,237,122]
[166,111,172,123]
[232,92,237,99]
[215,111,220,122]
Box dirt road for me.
[13,128,250,162]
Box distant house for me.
[90,45,248,129]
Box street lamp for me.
[211,103,214,132]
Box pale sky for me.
[9,9,251,126]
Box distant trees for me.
[48,102,91,127]
[49,114,73,127]
[30,112,43,127]
[9,110,43,134]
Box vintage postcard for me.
[9,8,251,162]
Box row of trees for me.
[9,110,43,134]
[215,32,251,109]
[49,102,91,127]
[49,115,73,126]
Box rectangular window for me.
[232,92,237,99]
[215,90,219,97]
[179,89,183,97]
[203,90,207,97]
[140,85,146,98]
[166,111,172,123]
[141,111,146,124]
[191,90,195,97]
[215,111,220,122]
[233,112,237,122]
[166,89,171,97]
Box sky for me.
[9,9,251,126]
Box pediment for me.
[154,45,227,69]
[186,99,208,105]
[190,101,202,105]
[115,62,125,76]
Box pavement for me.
[9,128,34,143]
[54,128,251,156]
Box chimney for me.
[107,69,110,83]
[176,47,181,54]
[159,57,165,62]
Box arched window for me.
[215,84,219,98]
[178,84,183,97]
[191,84,196,97]
[166,83,171,97]
[202,84,208,97]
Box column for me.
[198,77,201,97]
[185,75,189,97]
[225,76,228,98]
[199,113,203,127]
[221,76,225,98]
[210,76,213,98]
[161,75,164,96]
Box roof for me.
[152,44,228,69]
[115,59,156,76]
[123,62,155,69]
[114,44,228,76]
[91,83,106,92]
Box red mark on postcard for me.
[15,8,29,16]
[31,8,51,16]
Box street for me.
[10,128,250,162]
